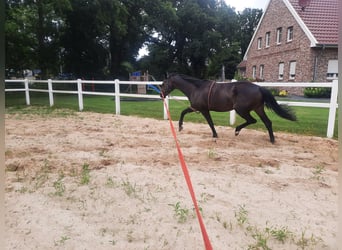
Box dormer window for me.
[287,26,293,42]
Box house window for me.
[257,37,262,49]
[278,62,284,80]
[252,66,257,79]
[265,32,270,48]
[289,61,296,80]
[287,26,293,42]
[259,65,264,79]
[327,60,338,79]
[276,27,282,44]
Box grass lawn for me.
[5,91,338,139]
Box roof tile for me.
[288,0,338,45]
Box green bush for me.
[303,87,331,98]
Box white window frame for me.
[327,60,338,79]
[278,62,284,80]
[289,61,296,80]
[257,37,262,49]
[252,66,257,79]
[259,65,264,79]
[265,32,270,48]
[276,27,282,44]
[287,26,293,42]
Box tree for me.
[5,0,261,80]
[5,0,71,78]
[62,0,108,78]
[139,0,243,79]
[237,8,263,58]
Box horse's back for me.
[231,81,264,107]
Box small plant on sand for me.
[122,179,138,198]
[311,165,325,181]
[208,148,216,159]
[34,159,51,189]
[80,163,90,185]
[295,230,322,249]
[54,235,70,246]
[248,228,271,250]
[169,201,190,223]
[105,177,119,188]
[270,226,292,243]
[235,204,248,226]
[53,176,65,196]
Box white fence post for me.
[48,79,54,107]
[326,79,338,138]
[230,79,236,125]
[114,79,120,115]
[163,97,169,120]
[24,78,30,105]
[77,79,83,111]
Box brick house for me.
[238,0,338,83]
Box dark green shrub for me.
[303,87,331,98]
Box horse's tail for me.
[259,87,297,121]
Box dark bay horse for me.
[160,73,297,143]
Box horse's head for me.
[160,76,175,98]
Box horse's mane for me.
[170,73,211,87]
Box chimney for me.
[298,0,311,11]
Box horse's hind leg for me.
[179,107,195,131]
[200,110,218,138]
[234,109,257,136]
[254,106,274,143]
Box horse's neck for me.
[174,78,197,98]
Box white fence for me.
[4,78,338,138]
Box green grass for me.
[5,91,338,138]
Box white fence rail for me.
[4,79,338,138]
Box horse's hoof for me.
[235,131,239,136]
[179,126,183,132]
[213,134,218,138]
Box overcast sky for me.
[224,0,267,12]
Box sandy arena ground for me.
[5,109,338,249]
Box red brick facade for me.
[241,0,338,83]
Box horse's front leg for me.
[200,110,218,138]
[179,107,195,131]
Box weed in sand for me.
[311,165,325,181]
[270,226,292,243]
[295,230,322,249]
[249,230,271,250]
[235,204,248,226]
[169,201,190,223]
[80,163,90,185]
[122,179,139,198]
[109,239,116,245]
[17,186,29,194]
[127,230,134,242]
[105,177,119,188]
[53,176,65,196]
[208,148,216,159]
[34,160,51,189]
[54,235,70,246]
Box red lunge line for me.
[162,97,213,250]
